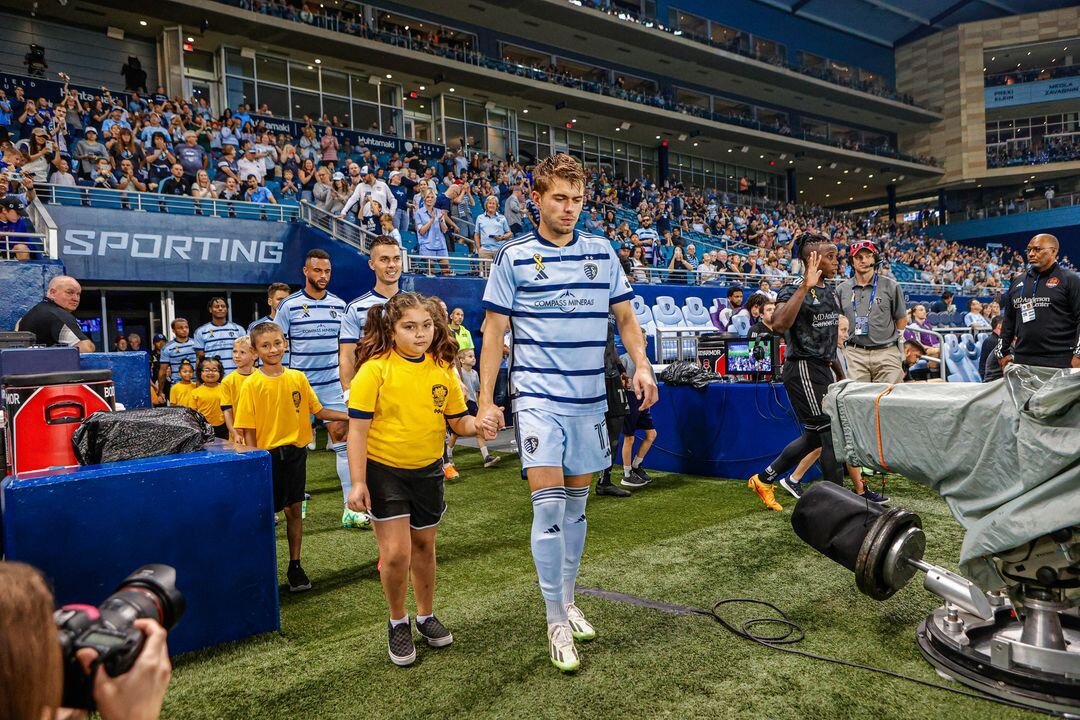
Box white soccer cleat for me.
[566,603,596,642]
[548,623,580,673]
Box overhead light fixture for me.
[727,148,733,152]
[759,154,764,159]
[678,133,687,141]
[307,65,313,70]
[571,118,577,123]
[741,146,749,153]
[186,36,194,42]
[863,185,868,189]
[419,85,426,90]
[836,181,841,185]
[829,162,837,169]
[655,135,661,139]
[788,160,793,164]
[615,127,620,131]
[449,87,455,92]
[139,20,148,26]
[843,169,849,174]
[693,142,698,147]
[386,73,392,79]
[523,109,528,114]
[808,176,814,180]
[817,165,822,169]
[868,174,874,178]
[826,193,831,198]
[315,59,321,64]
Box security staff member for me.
[837,240,907,383]
[999,233,1080,370]
[16,275,95,353]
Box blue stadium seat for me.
[631,295,654,328]
[651,297,686,361]
[730,313,751,338]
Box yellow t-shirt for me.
[190,384,226,426]
[220,369,254,410]
[348,350,467,469]
[169,381,196,408]
[234,368,323,450]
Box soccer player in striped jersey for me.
[478,154,657,673]
[193,297,245,376]
[158,317,197,391]
[338,236,403,388]
[275,249,367,529]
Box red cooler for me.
[3,370,115,475]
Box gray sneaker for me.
[387,621,416,666]
[416,615,454,647]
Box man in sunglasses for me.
[998,233,1080,370]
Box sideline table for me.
[636,380,820,480]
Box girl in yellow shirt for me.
[168,360,197,408]
[190,357,228,439]
[346,292,498,667]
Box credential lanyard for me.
[852,275,878,319]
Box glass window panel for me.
[350,76,380,103]
[445,120,466,151]
[381,107,402,136]
[443,97,464,119]
[553,128,567,145]
[289,63,319,92]
[465,123,486,151]
[582,133,597,152]
[380,85,400,108]
[255,83,288,117]
[465,101,485,125]
[256,56,288,84]
[186,49,215,74]
[321,70,349,97]
[291,90,320,119]
[227,77,255,112]
[353,102,380,132]
[225,49,254,78]
[322,96,350,128]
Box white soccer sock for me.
[632,455,644,468]
[531,487,567,625]
[562,487,589,609]
[330,441,350,505]
[480,446,490,459]
[623,464,632,477]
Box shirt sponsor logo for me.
[533,291,596,312]
[1046,277,1059,289]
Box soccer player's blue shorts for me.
[314,383,347,414]
[515,407,610,477]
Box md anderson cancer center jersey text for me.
[482,229,633,416]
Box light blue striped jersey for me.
[274,289,347,389]
[482,229,633,416]
[248,315,289,366]
[191,321,245,375]
[159,338,197,383]
[339,289,395,344]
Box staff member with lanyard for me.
[836,240,907,383]
[998,233,1080,370]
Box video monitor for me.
[725,338,773,376]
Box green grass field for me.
[163,442,1040,720]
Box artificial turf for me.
[162,440,1040,720]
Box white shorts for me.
[314,382,347,414]
[515,407,610,476]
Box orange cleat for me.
[443,463,460,480]
[748,474,782,511]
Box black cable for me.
[692,598,1047,715]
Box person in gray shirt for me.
[71,127,109,180]
[504,186,526,234]
[836,240,907,383]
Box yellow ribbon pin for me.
[533,253,545,272]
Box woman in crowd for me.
[191,169,218,199]
[298,158,318,203]
[320,126,340,169]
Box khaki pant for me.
[845,344,904,384]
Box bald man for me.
[998,233,1080,370]
[16,275,96,352]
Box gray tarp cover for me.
[824,366,1080,590]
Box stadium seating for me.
[682,297,713,327]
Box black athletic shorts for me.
[212,423,229,440]
[366,458,446,529]
[781,358,835,427]
[622,391,655,434]
[270,444,308,512]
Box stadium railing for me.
[959,191,1080,220]
[39,184,301,223]
[0,232,48,261]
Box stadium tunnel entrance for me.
[75,285,269,351]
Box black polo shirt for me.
[16,299,89,347]
[999,263,1080,368]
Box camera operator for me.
[998,233,1080,370]
[0,562,172,720]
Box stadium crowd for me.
[986,136,1080,168]
[2,75,1068,296]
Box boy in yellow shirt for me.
[168,360,196,408]
[221,335,256,444]
[235,322,348,592]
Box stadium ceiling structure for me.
[753,0,1078,46]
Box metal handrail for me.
[0,232,47,260]
[40,184,301,222]
[960,191,1080,220]
[903,327,949,381]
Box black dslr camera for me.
[53,564,185,710]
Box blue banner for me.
[50,206,375,296]
[985,77,1080,108]
[249,114,443,158]
[0,72,132,110]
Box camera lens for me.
[99,564,185,631]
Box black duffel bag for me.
[72,407,216,465]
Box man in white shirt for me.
[340,165,396,219]
[237,145,265,185]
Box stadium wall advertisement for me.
[248,114,444,158]
[49,206,375,297]
[984,77,1080,108]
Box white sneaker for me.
[566,603,596,641]
[306,436,317,450]
[547,623,580,673]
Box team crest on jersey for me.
[301,303,310,317]
[1046,277,1059,288]
[533,253,549,281]
[523,435,540,454]
[584,262,598,280]
[431,384,448,413]
[330,309,338,318]
[291,391,301,410]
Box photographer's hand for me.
[75,619,171,720]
